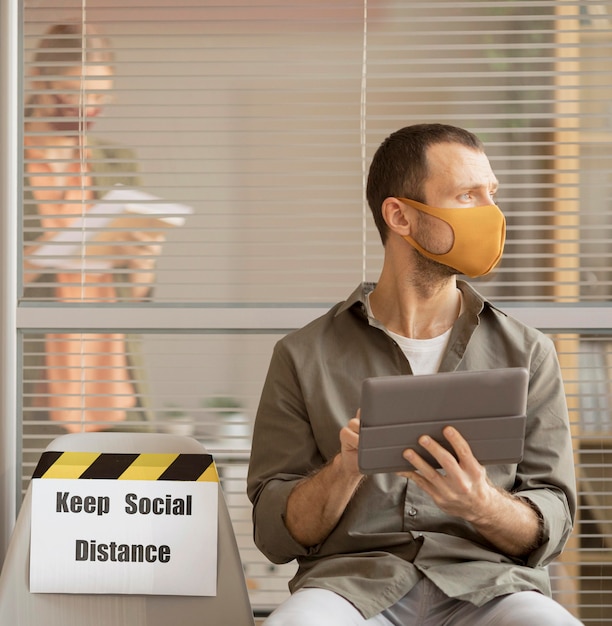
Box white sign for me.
[30,478,218,596]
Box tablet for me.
[357,367,529,474]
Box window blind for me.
[10,0,612,622]
[21,1,612,304]
[556,333,612,624]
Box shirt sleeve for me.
[246,339,326,564]
[512,337,577,567]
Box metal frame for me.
[0,0,19,561]
[14,304,612,334]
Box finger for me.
[401,447,442,483]
[415,434,459,473]
[397,451,441,496]
[339,424,359,451]
[342,411,361,444]
[442,426,480,471]
[347,415,361,434]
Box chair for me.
[0,432,255,626]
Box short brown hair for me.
[366,124,484,244]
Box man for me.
[247,124,581,625]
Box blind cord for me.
[78,2,87,432]
[360,0,368,284]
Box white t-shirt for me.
[385,327,451,375]
[365,293,461,376]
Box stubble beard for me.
[410,247,459,296]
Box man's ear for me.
[381,197,413,237]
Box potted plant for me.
[160,404,195,436]
[202,395,251,447]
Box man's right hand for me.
[338,413,363,479]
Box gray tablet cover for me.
[358,367,529,474]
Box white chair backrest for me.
[0,432,255,626]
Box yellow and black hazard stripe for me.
[32,451,218,482]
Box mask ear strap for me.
[398,197,459,225]
[397,197,430,213]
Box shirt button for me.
[408,507,418,516]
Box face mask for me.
[398,198,506,278]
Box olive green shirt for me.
[247,281,577,618]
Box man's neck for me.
[369,268,461,340]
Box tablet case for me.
[358,367,529,474]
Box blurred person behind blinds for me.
[23,23,162,434]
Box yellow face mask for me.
[398,198,506,278]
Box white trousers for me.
[263,578,584,626]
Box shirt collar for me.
[336,280,491,320]
[335,282,376,317]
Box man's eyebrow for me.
[455,180,499,192]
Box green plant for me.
[162,404,190,419]
[201,396,242,412]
